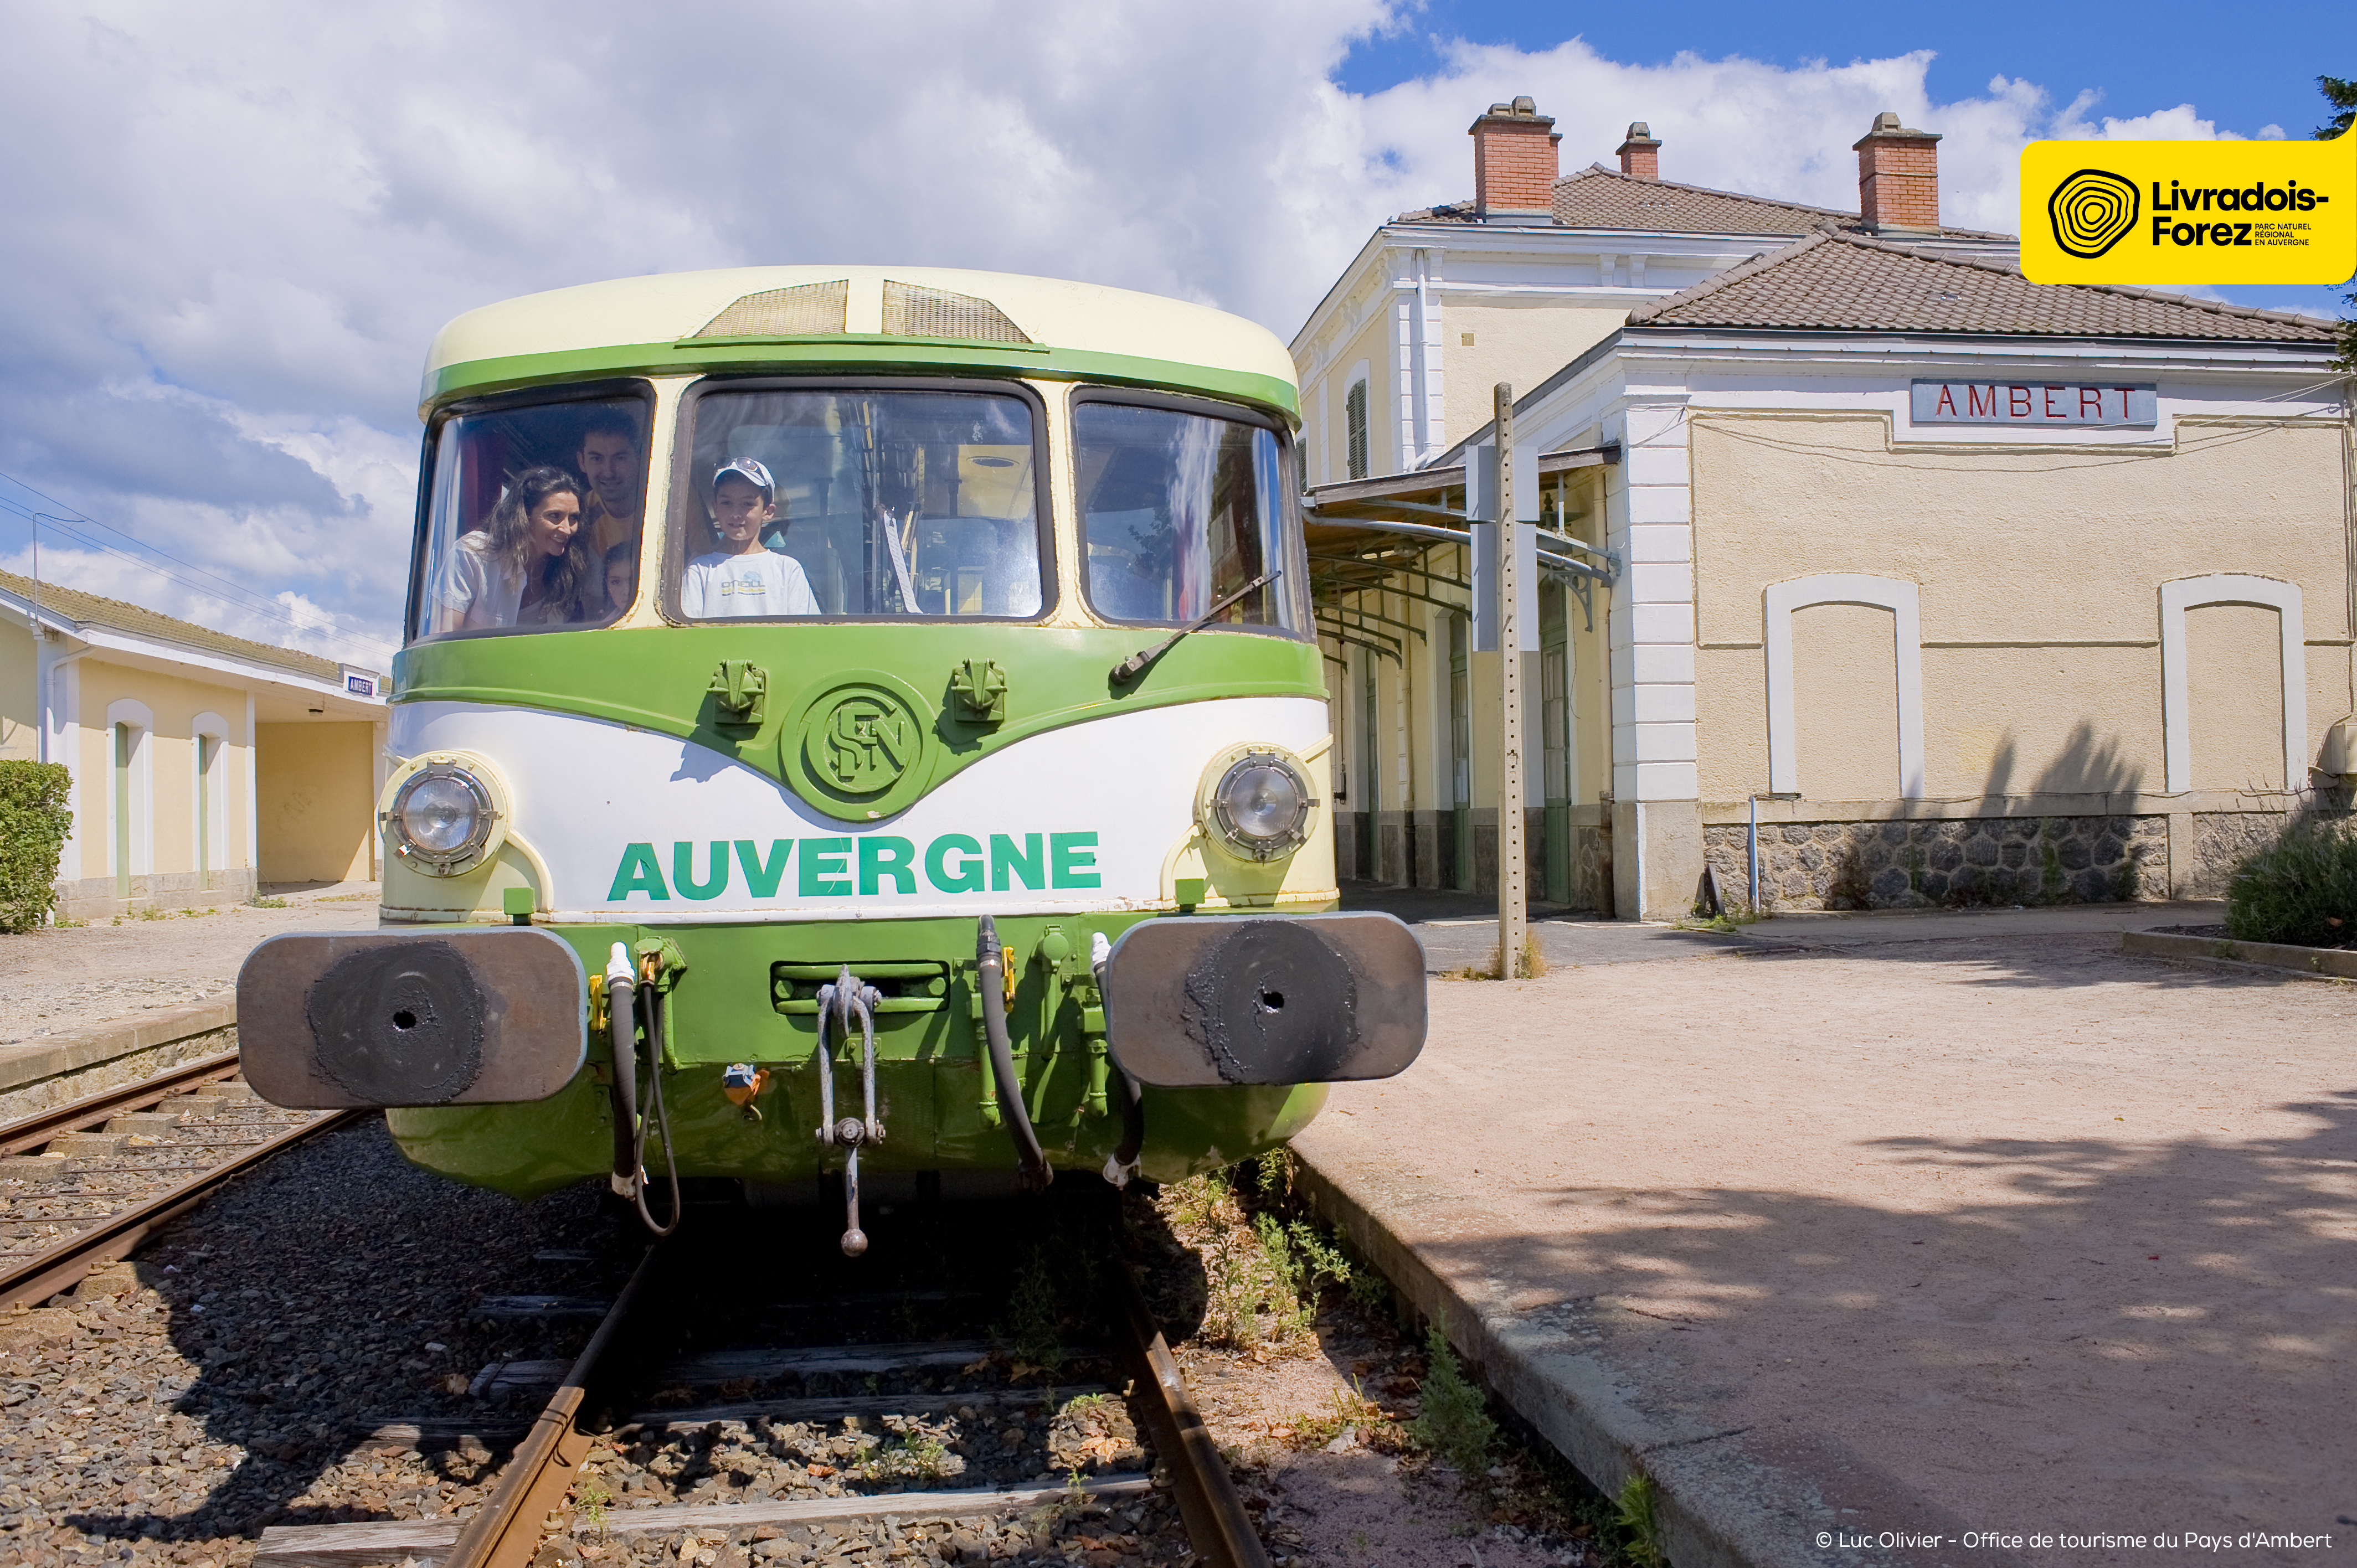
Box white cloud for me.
[0,3,2293,662]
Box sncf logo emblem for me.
[822,695,916,791]
[2048,169,2139,259]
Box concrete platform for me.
[1290,908,2353,1568]
[0,998,236,1123]
[1340,880,1748,972]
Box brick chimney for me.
[1852,110,1941,233]
[1470,96,1561,222]
[1616,122,1661,180]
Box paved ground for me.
[1293,904,2355,1567]
[0,884,378,1045]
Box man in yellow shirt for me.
[575,410,645,608]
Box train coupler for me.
[814,965,883,1256]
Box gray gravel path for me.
[0,895,378,1047]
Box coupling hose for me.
[631,978,681,1237]
[605,944,638,1198]
[976,916,1051,1192]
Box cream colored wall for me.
[0,620,34,761]
[1691,415,2353,805]
[257,721,377,884]
[1791,604,1902,801]
[1442,302,1627,451]
[2186,604,2289,792]
[74,660,256,879]
[1308,308,1394,482]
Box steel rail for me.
[440,1244,666,1568]
[1114,1258,1273,1568]
[0,1107,361,1311]
[0,1048,244,1157]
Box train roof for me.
[422,266,1300,423]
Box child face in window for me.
[605,556,632,611]
[712,476,776,552]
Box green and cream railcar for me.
[238,266,1424,1251]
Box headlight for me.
[389,762,496,874]
[1208,749,1315,861]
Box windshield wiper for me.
[1109,570,1280,688]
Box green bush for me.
[2224,811,2357,948]
[0,760,73,933]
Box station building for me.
[0,569,388,919]
[1295,102,2353,919]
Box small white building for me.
[0,569,388,919]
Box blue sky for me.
[0,1,2346,666]
[1342,2,2352,136]
[1342,1,2356,316]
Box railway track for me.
[0,1050,359,1311]
[255,1200,1271,1568]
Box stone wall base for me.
[53,868,259,922]
[1703,814,2169,914]
[2188,812,2286,901]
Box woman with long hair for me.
[431,465,594,632]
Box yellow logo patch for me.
[2020,130,2355,284]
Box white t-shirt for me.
[434,532,523,631]
[681,549,821,618]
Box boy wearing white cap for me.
[680,458,821,618]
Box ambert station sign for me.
[1912,381,2157,428]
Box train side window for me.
[408,393,651,644]
[1072,395,1310,638]
[671,384,1047,622]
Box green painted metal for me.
[384,914,1329,1197]
[394,622,1324,801]
[425,339,1301,422]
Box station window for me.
[408,390,652,643]
[1345,379,1370,479]
[671,383,1047,621]
[1072,394,1310,639]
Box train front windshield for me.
[404,379,1309,641]
[673,385,1047,621]
[1073,398,1309,637]
[409,393,652,643]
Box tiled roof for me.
[1625,232,2339,341]
[1398,164,2008,240]
[0,566,353,682]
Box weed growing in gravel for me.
[1409,1324,1496,1474]
[1028,1468,1094,1533]
[1615,1472,1666,1568]
[248,895,290,909]
[1253,1210,1354,1317]
[1006,1245,1065,1372]
[1162,1154,1371,1349]
[1290,1377,1397,1449]
[574,1472,612,1537]
[1165,1172,1315,1348]
[859,1428,957,1483]
[1439,937,1550,979]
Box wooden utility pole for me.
[1495,383,1527,979]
